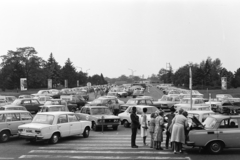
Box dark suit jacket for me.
[130,113,140,128]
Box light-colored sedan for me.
[18,112,91,144]
[118,105,158,128]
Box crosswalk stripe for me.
[29,150,176,154]
[61,141,165,143]
[38,147,154,150]
[80,137,167,140]
[55,143,165,146]
[19,155,191,159]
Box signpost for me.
[20,78,27,91]
[48,79,52,89]
[189,66,192,110]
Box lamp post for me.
[86,69,90,74]
[128,68,136,77]
[76,66,82,72]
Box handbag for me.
[142,126,148,130]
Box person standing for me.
[149,113,156,148]
[165,107,176,149]
[141,108,148,146]
[170,109,188,153]
[130,106,140,148]
[154,110,164,150]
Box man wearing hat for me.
[165,107,176,149]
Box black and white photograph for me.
[0,0,240,160]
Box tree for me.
[61,58,77,88]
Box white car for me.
[31,90,52,97]
[18,112,91,144]
[174,98,210,111]
[187,110,216,123]
[118,105,158,128]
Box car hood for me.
[92,115,119,119]
[189,116,204,130]
[19,123,51,129]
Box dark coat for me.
[131,113,140,128]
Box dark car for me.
[76,91,89,101]
[11,98,41,114]
[43,99,78,112]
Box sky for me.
[0,0,240,78]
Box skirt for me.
[141,125,148,137]
[170,123,185,143]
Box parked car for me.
[43,99,77,112]
[76,106,120,131]
[0,100,7,107]
[76,90,89,101]
[39,105,69,112]
[118,105,158,128]
[33,96,52,105]
[187,110,216,123]
[86,97,120,113]
[174,98,210,111]
[0,110,33,142]
[186,114,240,154]
[0,96,17,104]
[120,97,161,113]
[11,98,41,114]
[18,95,33,99]
[156,95,181,111]
[31,90,52,97]
[60,95,86,108]
[18,112,91,144]
[0,105,27,111]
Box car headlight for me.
[114,119,119,122]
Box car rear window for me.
[32,114,54,125]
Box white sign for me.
[87,82,91,87]
[221,77,227,90]
[48,79,52,89]
[20,78,27,91]
[64,80,68,88]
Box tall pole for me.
[128,68,136,82]
[189,65,192,110]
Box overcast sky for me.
[0,0,240,78]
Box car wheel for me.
[50,133,60,144]
[207,141,224,154]
[83,127,90,138]
[123,120,130,128]
[0,131,10,142]
[112,126,118,130]
[92,122,98,131]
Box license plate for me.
[107,125,112,127]
[26,130,32,133]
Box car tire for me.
[83,127,90,138]
[207,141,224,154]
[92,122,98,131]
[112,126,118,130]
[123,120,130,128]
[0,131,10,142]
[50,133,60,144]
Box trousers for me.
[131,127,138,147]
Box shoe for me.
[179,150,182,153]
[174,150,177,154]
[132,146,138,148]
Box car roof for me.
[42,105,65,108]
[0,110,29,113]
[187,110,215,114]
[130,105,156,108]
[36,111,74,115]
[209,114,240,121]
[84,106,108,109]
[0,105,25,108]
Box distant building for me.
[114,81,127,85]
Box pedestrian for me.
[165,107,176,149]
[130,106,140,148]
[149,113,156,148]
[141,108,148,146]
[170,108,188,154]
[154,110,164,150]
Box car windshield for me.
[91,108,112,115]
[126,99,137,104]
[7,107,26,110]
[32,114,54,125]
[181,99,191,104]
[12,99,21,105]
[136,107,158,114]
[203,117,217,129]
[45,101,60,105]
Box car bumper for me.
[96,123,119,127]
[186,141,195,146]
[19,134,44,140]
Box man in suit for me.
[131,106,140,148]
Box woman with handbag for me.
[141,108,148,146]
[153,110,164,150]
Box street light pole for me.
[86,69,90,74]
[128,68,136,77]
[76,66,82,72]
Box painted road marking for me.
[55,143,165,146]
[29,150,176,154]
[19,155,191,159]
[38,146,153,150]
[0,158,14,159]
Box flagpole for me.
[189,65,192,110]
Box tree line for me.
[157,57,240,89]
[0,47,107,91]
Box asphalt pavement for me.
[1,86,240,160]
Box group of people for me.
[130,106,190,154]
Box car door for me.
[5,113,21,135]
[217,118,240,147]
[56,114,70,137]
[0,113,7,132]
[68,114,81,135]
[21,100,33,113]
[31,99,40,112]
